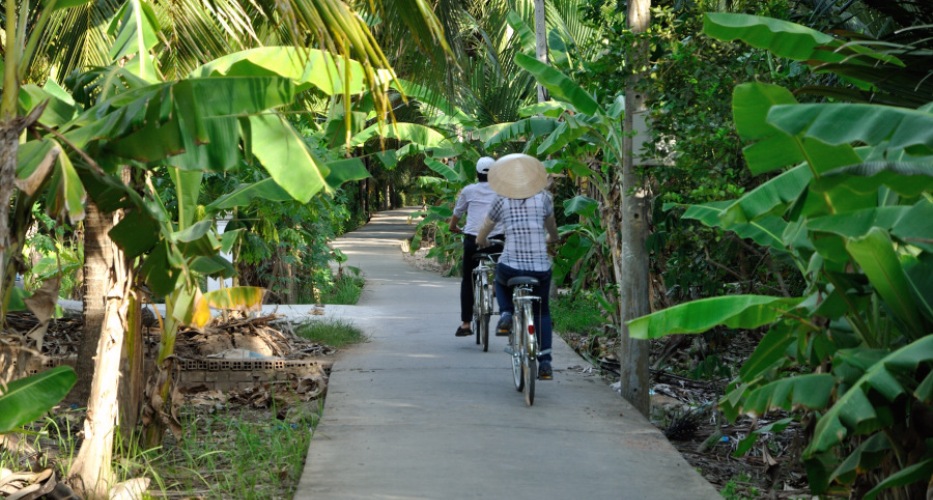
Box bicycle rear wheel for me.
[520,301,536,406]
[524,357,536,406]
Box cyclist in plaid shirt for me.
[477,153,559,380]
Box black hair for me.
[477,172,488,182]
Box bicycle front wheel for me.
[520,301,536,405]
[472,276,483,345]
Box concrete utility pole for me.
[534,0,549,103]
[619,0,651,416]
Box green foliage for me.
[0,367,77,433]
[295,318,367,349]
[552,291,610,337]
[629,13,933,497]
[319,268,365,305]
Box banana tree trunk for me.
[0,119,21,322]
[618,0,651,416]
[67,203,134,499]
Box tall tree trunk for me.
[618,0,651,416]
[72,201,110,403]
[68,202,134,499]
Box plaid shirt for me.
[486,192,554,272]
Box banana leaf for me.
[846,228,925,336]
[806,335,933,456]
[628,295,802,340]
[680,201,787,252]
[768,103,933,154]
[206,179,294,211]
[0,367,77,433]
[249,114,328,203]
[514,53,599,116]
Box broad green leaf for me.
[704,13,898,66]
[220,228,244,254]
[169,168,202,230]
[190,255,235,277]
[206,179,293,211]
[740,373,835,417]
[846,228,924,334]
[812,162,933,198]
[892,199,933,253]
[424,157,460,182]
[704,13,836,61]
[0,367,76,433]
[538,118,590,156]
[19,84,76,127]
[249,114,328,203]
[108,0,160,63]
[681,201,787,251]
[563,196,598,218]
[628,295,803,340]
[807,207,910,239]
[15,139,59,196]
[108,210,159,258]
[325,158,371,189]
[481,118,560,150]
[719,164,812,224]
[515,53,599,116]
[349,122,452,149]
[738,325,795,380]
[733,83,862,175]
[177,77,295,117]
[807,335,933,455]
[829,433,890,486]
[139,243,178,296]
[56,153,86,222]
[864,458,933,500]
[195,47,366,96]
[902,253,933,324]
[768,103,933,154]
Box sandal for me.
[455,326,473,337]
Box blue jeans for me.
[495,263,552,364]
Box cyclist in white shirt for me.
[449,157,505,337]
[476,153,559,380]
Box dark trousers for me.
[494,262,552,364]
[460,234,503,323]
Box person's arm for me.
[475,217,495,248]
[448,214,462,234]
[544,214,558,242]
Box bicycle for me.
[471,239,502,352]
[504,277,541,406]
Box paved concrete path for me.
[294,208,721,500]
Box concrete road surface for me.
[295,208,721,500]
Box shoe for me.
[455,326,472,337]
[538,363,553,380]
[496,313,512,336]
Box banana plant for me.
[628,13,933,498]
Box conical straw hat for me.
[488,153,547,199]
